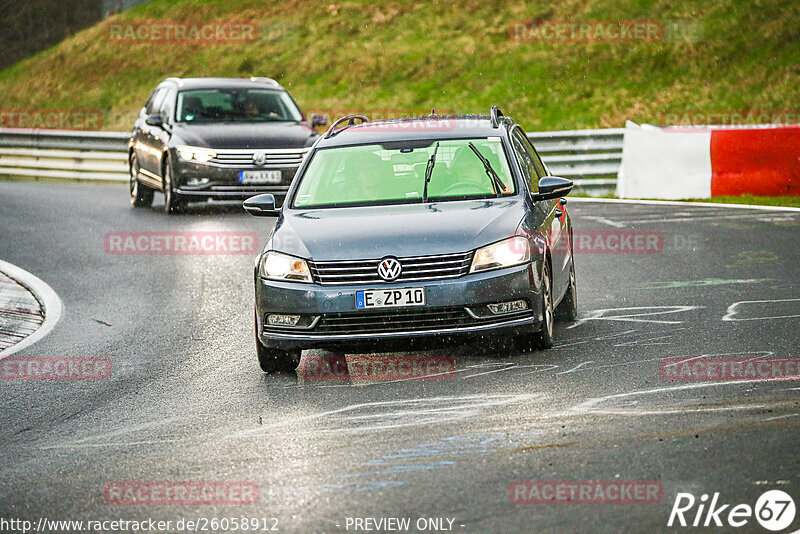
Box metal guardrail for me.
[0,127,623,194]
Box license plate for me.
[239,170,283,184]
[356,288,426,309]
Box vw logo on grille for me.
[377,257,402,281]
[252,151,269,166]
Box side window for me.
[158,89,175,124]
[146,88,166,116]
[510,129,536,192]
[142,90,157,115]
[521,132,548,179]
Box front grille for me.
[207,148,309,168]
[308,251,474,285]
[314,307,476,335]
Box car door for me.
[510,127,569,295]
[138,87,168,177]
[520,130,571,296]
[132,89,158,175]
[151,87,176,184]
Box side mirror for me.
[533,176,573,201]
[145,114,163,127]
[243,194,280,216]
[310,114,328,127]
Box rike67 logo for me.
[668,490,796,531]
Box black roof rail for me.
[490,105,504,128]
[324,114,370,139]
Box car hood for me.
[269,198,526,260]
[170,122,317,149]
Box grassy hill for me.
[0,0,798,132]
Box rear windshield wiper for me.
[422,141,440,202]
[468,142,506,197]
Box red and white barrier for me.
[617,122,800,199]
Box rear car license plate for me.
[355,288,425,309]
[239,170,283,184]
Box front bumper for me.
[255,262,544,349]
[173,160,297,201]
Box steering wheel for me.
[441,182,491,196]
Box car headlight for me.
[259,251,312,283]
[176,145,216,163]
[470,236,531,273]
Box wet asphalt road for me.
[0,181,799,533]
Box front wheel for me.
[555,260,578,322]
[256,341,301,373]
[129,153,154,207]
[162,155,184,214]
[255,314,301,373]
[516,260,555,351]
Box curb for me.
[0,259,63,359]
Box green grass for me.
[0,0,798,133]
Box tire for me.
[555,259,578,322]
[162,155,184,214]
[254,314,301,373]
[129,152,154,207]
[516,259,555,351]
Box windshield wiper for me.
[422,141,440,202]
[468,142,506,198]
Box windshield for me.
[175,88,303,123]
[292,138,516,208]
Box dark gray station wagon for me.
[244,107,577,372]
[129,77,326,213]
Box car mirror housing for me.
[310,114,328,127]
[145,114,163,127]
[533,176,573,201]
[243,194,280,216]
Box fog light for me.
[487,300,528,315]
[267,314,301,326]
[185,177,210,186]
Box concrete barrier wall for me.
[617,122,799,199]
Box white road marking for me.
[556,361,596,375]
[570,197,800,213]
[568,305,701,328]
[722,299,800,321]
[763,413,800,422]
[582,215,626,228]
[0,259,63,359]
[609,212,795,225]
